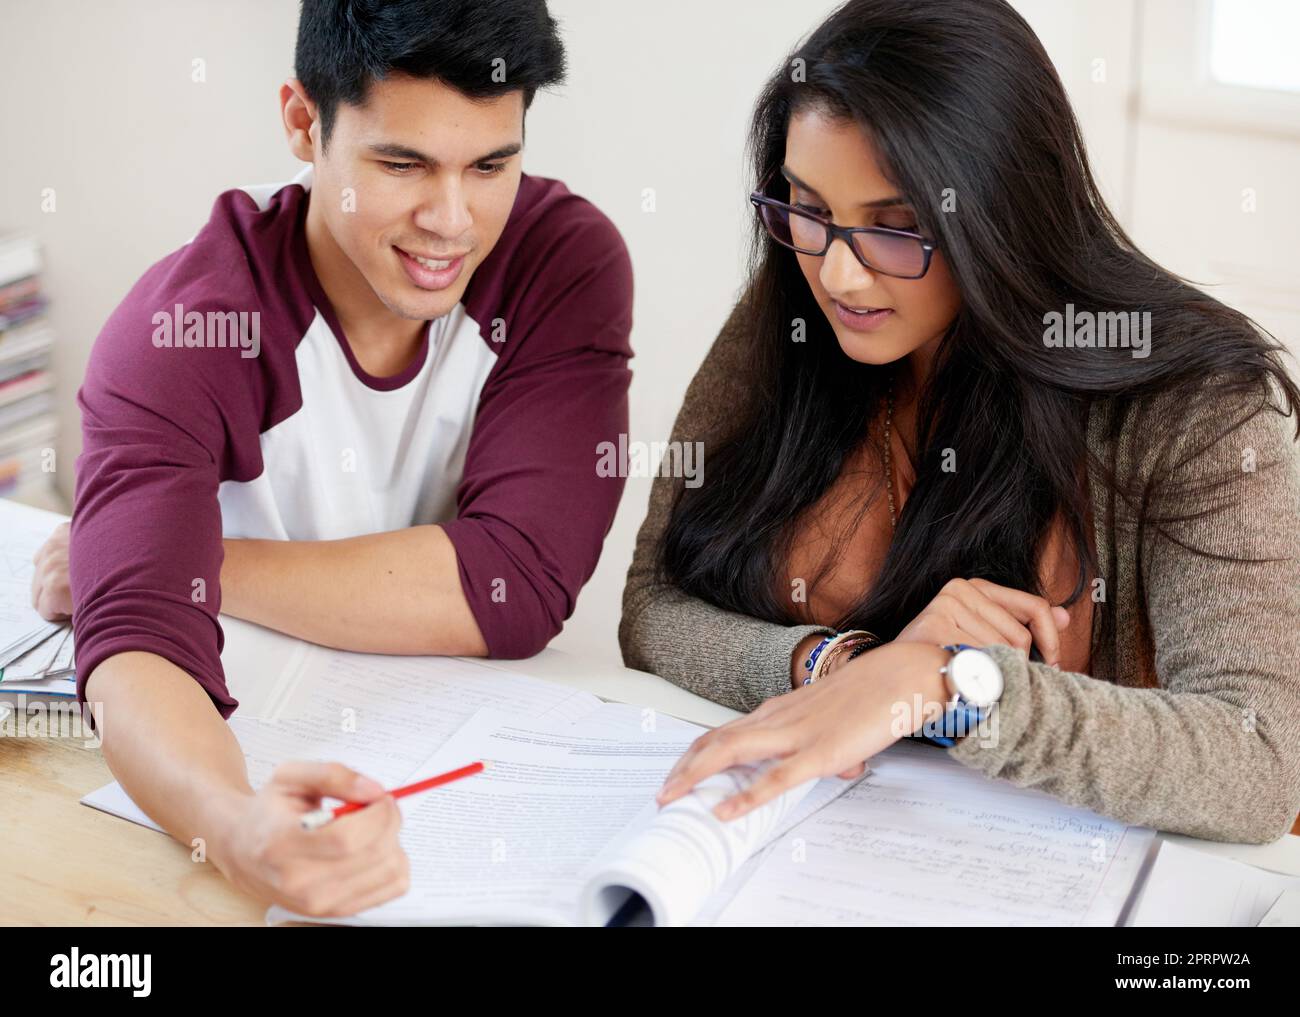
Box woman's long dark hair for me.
[661,0,1299,651]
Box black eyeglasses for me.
[749,170,937,280]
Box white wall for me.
[0,0,305,498]
[1,0,1294,668]
[1128,0,1300,354]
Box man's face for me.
[310,74,524,322]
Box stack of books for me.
[0,233,58,504]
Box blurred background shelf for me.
[0,233,65,514]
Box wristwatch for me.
[915,643,1004,748]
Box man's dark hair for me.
[295,0,566,148]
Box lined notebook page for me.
[82,647,604,832]
[270,702,707,926]
[228,647,605,790]
[712,738,1153,926]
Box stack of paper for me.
[0,498,75,705]
[1127,841,1300,926]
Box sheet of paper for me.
[1,623,68,680]
[82,647,606,833]
[80,779,161,831]
[688,774,858,926]
[0,500,67,657]
[1,619,63,669]
[271,702,707,926]
[47,625,75,674]
[713,738,1154,926]
[1259,888,1300,927]
[581,762,862,927]
[228,648,604,790]
[1128,840,1300,926]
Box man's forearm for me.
[218,524,488,656]
[84,652,253,858]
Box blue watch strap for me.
[908,643,987,748]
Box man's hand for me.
[31,521,72,621]
[86,652,411,920]
[209,761,410,918]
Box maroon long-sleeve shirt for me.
[70,165,633,718]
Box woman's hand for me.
[895,577,1068,666]
[657,641,951,821]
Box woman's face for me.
[782,109,962,375]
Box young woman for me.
[619,0,1300,843]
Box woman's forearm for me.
[947,643,1299,844]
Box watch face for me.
[951,649,1003,708]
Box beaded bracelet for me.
[803,629,881,685]
[816,633,880,681]
[845,638,879,663]
[802,635,835,683]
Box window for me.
[1209,0,1300,94]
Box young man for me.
[30,0,633,916]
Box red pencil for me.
[299,761,486,830]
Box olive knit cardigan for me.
[619,296,1300,843]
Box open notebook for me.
[268,701,860,927]
[83,644,1154,926]
[268,705,1152,926]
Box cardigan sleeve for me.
[949,382,1300,843]
[618,293,835,711]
